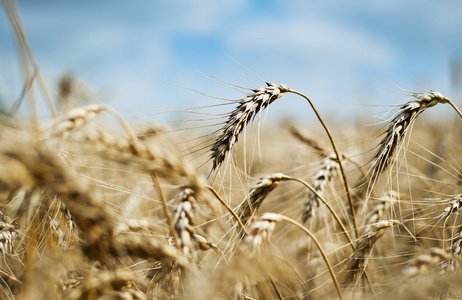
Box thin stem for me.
[286,176,355,251]
[103,105,143,149]
[279,215,343,300]
[151,172,180,250]
[286,89,359,240]
[269,276,284,300]
[448,100,462,120]
[207,185,249,236]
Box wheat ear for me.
[369,90,451,192]
[346,220,396,284]
[302,153,342,222]
[238,173,290,226]
[361,191,399,235]
[402,247,452,277]
[210,82,288,172]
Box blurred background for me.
[1,0,462,124]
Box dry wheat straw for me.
[210,82,288,172]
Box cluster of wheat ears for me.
[5,2,462,300]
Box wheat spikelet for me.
[70,129,207,199]
[0,217,18,255]
[288,125,326,156]
[438,194,462,220]
[65,270,146,300]
[402,248,452,277]
[239,173,290,226]
[108,234,188,267]
[302,153,341,222]
[210,82,288,172]
[346,220,396,283]
[361,191,399,234]
[2,144,114,251]
[46,104,107,137]
[172,188,196,258]
[450,226,462,258]
[242,213,282,250]
[369,90,450,190]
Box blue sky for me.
[1,0,462,124]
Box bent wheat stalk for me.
[285,88,358,239]
[264,213,344,300]
[236,173,354,249]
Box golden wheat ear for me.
[210,82,287,172]
[368,90,457,194]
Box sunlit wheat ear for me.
[242,213,280,250]
[46,104,106,137]
[302,153,341,222]
[0,216,18,254]
[238,173,290,226]
[172,188,197,258]
[288,125,326,156]
[361,190,399,234]
[447,225,462,270]
[72,129,207,197]
[346,220,396,284]
[3,146,114,252]
[108,234,188,267]
[65,270,146,300]
[437,194,462,222]
[210,82,289,172]
[368,90,450,192]
[402,248,452,277]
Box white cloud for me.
[227,17,398,68]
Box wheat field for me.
[3,2,462,300]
